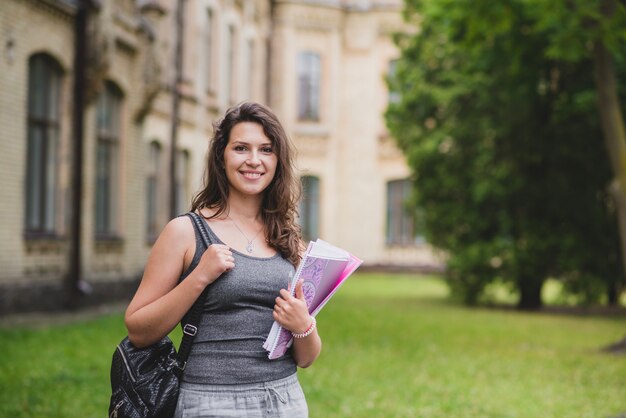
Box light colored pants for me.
[173,373,308,418]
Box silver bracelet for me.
[291,316,316,339]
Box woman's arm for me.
[272,280,322,368]
[124,216,234,348]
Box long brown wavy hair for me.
[190,102,303,266]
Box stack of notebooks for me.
[263,239,362,359]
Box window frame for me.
[94,81,123,239]
[297,51,321,122]
[146,141,162,242]
[299,175,321,242]
[386,178,421,246]
[25,53,63,237]
[387,59,401,105]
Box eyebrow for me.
[231,140,273,147]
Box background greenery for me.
[1,273,624,418]
[386,0,626,309]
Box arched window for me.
[95,81,123,237]
[297,52,321,121]
[299,176,320,242]
[146,141,162,240]
[25,53,63,234]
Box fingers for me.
[204,244,235,271]
[275,294,294,315]
[211,243,230,251]
[274,282,307,316]
[273,292,311,334]
[294,280,305,301]
[210,244,232,257]
[219,256,234,270]
[211,245,233,258]
[222,249,235,270]
[272,310,279,321]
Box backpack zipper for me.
[116,345,137,383]
[110,399,124,418]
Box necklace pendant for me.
[246,242,254,253]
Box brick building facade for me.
[0,0,441,314]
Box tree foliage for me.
[386,0,626,308]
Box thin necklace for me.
[228,215,263,254]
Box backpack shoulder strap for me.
[174,212,213,375]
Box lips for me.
[240,171,263,179]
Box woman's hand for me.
[273,279,322,368]
[196,244,235,286]
[272,280,312,334]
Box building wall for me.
[0,0,76,286]
[270,0,441,267]
[0,0,441,314]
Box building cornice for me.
[30,0,102,19]
[275,0,402,12]
[274,0,405,35]
[38,0,78,14]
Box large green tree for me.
[525,0,626,302]
[386,0,625,308]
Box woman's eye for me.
[234,145,247,151]
[261,147,273,153]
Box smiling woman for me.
[123,102,319,418]
[223,122,278,201]
[190,102,304,264]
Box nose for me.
[246,151,261,166]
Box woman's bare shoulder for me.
[154,215,196,250]
[166,214,194,233]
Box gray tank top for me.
[180,215,297,384]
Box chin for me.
[237,185,270,196]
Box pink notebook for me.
[263,239,362,359]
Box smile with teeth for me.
[241,171,263,179]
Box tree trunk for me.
[607,283,618,305]
[517,276,543,310]
[593,40,626,281]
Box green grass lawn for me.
[1,273,625,418]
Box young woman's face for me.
[223,122,278,198]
